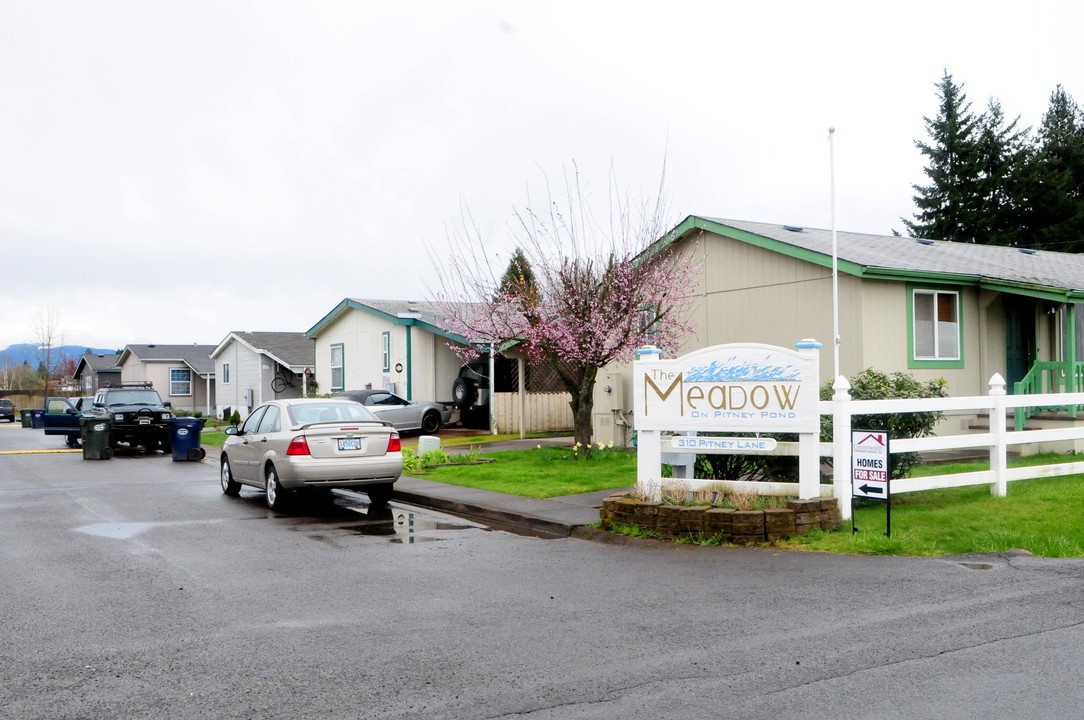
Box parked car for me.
[220,398,403,510]
[333,389,452,434]
[0,399,14,423]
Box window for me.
[638,306,660,345]
[241,406,266,434]
[910,289,962,366]
[222,363,231,384]
[170,368,192,396]
[256,405,280,434]
[330,344,344,391]
[382,331,391,372]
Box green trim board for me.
[305,298,472,345]
[906,284,965,370]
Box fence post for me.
[832,376,852,519]
[989,373,1007,497]
[634,346,663,502]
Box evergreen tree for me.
[973,99,1030,246]
[903,71,985,242]
[1019,85,1084,251]
[497,247,538,301]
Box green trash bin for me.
[81,416,114,460]
[20,409,32,428]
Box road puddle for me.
[390,509,484,544]
[75,521,157,539]
[958,562,994,570]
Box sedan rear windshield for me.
[288,403,379,425]
[104,391,164,406]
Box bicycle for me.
[271,370,295,393]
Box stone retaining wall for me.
[600,496,841,544]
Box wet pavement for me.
[394,433,629,537]
[217,433,623,539]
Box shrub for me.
[822,368,946,479]
[229,410,241,426]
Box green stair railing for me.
[1013,361,1084,431]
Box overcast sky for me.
[2,0,1082,351]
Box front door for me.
[1004,296,1036,393]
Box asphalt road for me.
[3,423,1084,719]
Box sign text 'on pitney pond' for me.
[634,343,819,434]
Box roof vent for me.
[1018,247,1037,255]
[782,225,804,233]
[915,239,935,246]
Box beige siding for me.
[311,307,466,402]
[493,392,573,433]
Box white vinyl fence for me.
[653,373,1084,520]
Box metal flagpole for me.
[829,127,840,381]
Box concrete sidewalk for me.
[392,475,627,539]
[397,434,628,537]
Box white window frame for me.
[330,344,344,391]
[912,289,960,361]
[170,367,193,397]
[222,362,231,384]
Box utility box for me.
[417,435,441,455]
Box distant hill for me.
[0,343,117,370]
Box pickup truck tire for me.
[452,378,476,409]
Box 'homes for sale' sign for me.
[633,343,820,434]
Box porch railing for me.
[1013,360,1084,431]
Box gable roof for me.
[118,344,216,377]
[74,352,121,379]
[305,298,472,344]
[667,216,1084,302]
[210,331,315,369]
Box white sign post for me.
[633,340,822,502]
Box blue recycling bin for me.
[169,417,207,462]
[30,409,44,429]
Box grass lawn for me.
[782,472,1084,557]
[415,446,634,498]
[421,446,1084,557]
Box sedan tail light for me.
[286,435,311,456]
[387,432,401,453]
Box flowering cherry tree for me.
[433,167,698,455]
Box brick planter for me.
[600,495,841,545]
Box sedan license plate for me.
[337,437,362,451]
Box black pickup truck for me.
[89,383,174,451]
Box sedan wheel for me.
[366,483,394,506]
[220,457,241,496]
[421,411,441,435]
[265,465,287,510]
